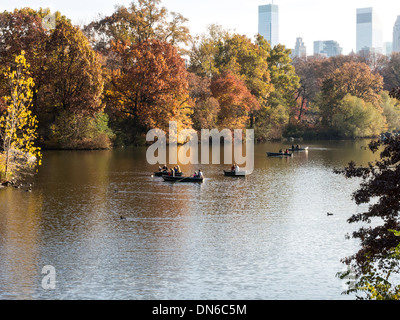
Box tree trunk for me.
[4,145,9,181]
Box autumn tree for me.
[40,19,104,118]
[189,29,273,134]
[0,9,109,149]
[210,72,259,130]
[390,87,400,101]
[0,51,41,182]
[188,73,219,130]
[188,24,229,79]
[292,56,323,122]
[257,42,300,138]
[381,53,400,91]
[84,0,191,54]
[0,8,50,113]
[106,39,192,140]
[319,61,384,126]
[214,33,272,110]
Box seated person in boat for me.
[296,144,300,149]
[192,170,203,178]
[291,144,295,150]
[231,164,235,172]
[279,149,283,154]
[234,164,240,172]
[284,149,289,154]
[175,165,182,173]
[168,168,175,176]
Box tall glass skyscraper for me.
[393,16,400,53]
[258,4,279,47]
[356,7,383,54]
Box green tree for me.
[267,44,300,112]
[331,94,385,138]
[381,91,400,131]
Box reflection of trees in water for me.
[0,188,43,298]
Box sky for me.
[3,0,400,55]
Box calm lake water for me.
[0,140,380,300]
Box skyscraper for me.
[384,42,393,56]
[356,7,383,54]
[258,4,279,47]
[313,40,342,57]
[313,41,325,56]
[293,37,306,58]
[393,16,400,53]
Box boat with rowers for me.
[288,145,309,151]
[154,171,183,177]
[162,169,204,183]
[224,163,247,176]
[162,175,204,182]
[266,152,293,157]
[154,165,183,176]
[267,148,293,157]
[223,170,247,176]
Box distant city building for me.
[356,7,383,54]
[384,42,393,56]
[313,41,325,56]
[293,37,306,58]
[258,3,279,47]
[394,16,400,53]
[313,40,342,57]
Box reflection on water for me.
[0,140,379,299]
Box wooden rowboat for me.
[162,175,204,183]
[288,146,309,151]
[154,171,183,177]
[224,170,247,176]
[266,152,293,157]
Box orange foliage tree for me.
[210,72,259,130]
[106,39,192,134]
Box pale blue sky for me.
[2,0,400,54]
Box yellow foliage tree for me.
[0,51,41,182]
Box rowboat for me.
[162,175,204,183]
[224,170,247,176]
[288,146,309,151]
[154,171,183,177]
[266,152,293,157]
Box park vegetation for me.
[335,134,400,299]
[1,0,400,180]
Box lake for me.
[0,139,380,300]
